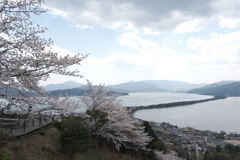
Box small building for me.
[193,132,204,137]
[164,130,171,135]
[212,140,226,147]
[230,132,237,137]
[212,131,219,136]
[186,127,195,134]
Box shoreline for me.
[147,121,240,140]
[130,95,227,113]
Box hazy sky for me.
[37,0,240,86]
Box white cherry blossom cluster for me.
[154,150,185,160]
[0,0,87,116]
[80,80,152,151]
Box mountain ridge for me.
[43,80,209,93]
[140,80,207,91]
[43,81,84,91]
[188,81,240,96]
[106,81,167,93]
[48,88,129,96]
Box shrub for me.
[86,109,108,132]
[150,140,165,151]
[142,121,165,151]
[52,120,64,131]
[38,129,46,136]
[0,132,8,144]
[60,117,93,154]
[0,148,12,160]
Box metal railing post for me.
[10,123,13,134]
[23,120,26,132]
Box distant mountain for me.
[140,80,207,91]
[43,81,84,91]
[79,80,207,93]
[48,88,129,96]
[4,80,239,97]
[106,81,167,93]
[43,80,208,93]
[188,81,240,97]
[0,88,18,94]
[197,80,235,89]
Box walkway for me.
[0,118,52,137]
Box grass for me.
[3,127,71,160]
[74,148,141,160]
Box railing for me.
[0,117,52,136]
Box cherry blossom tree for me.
[0,0,87,116]
[80,81,184,159]
[154,150,185,160]
[80,80,152,150]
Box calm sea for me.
[122,93,240,133]
[118,92,212,106]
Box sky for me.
[36,0,240,86]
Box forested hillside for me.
[188,82,240,97]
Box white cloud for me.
[45,0,232,33]
[177,40,182,44]
[219,17,240,28]
[143,27,161,35]
[47,46,76,57]
[118,32,159,52]
[123,22,135,31]
[212,0,240,28]
[175,18,209,33]
[115,32,240,70]
[48,7,67,18]
[75,25,93,29]
[187,31,240,64]
[40,30,240,86]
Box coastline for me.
[131,95,227,113]
[131,96,240,134]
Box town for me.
[148,120,240,159]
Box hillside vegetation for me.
[48,88,129,96]
[188,81,240,97]
[0,127,140,160]
[44,81,84,91]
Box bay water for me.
[119,93,240,133]
[118,92,212,106]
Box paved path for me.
[0,118,52,137]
